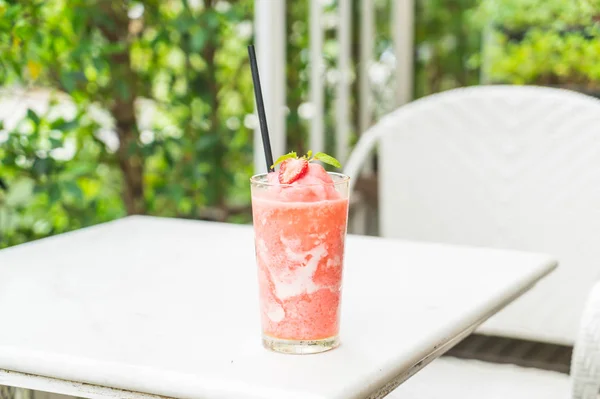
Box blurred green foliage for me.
[480,0,600,91]
[0,0,487,248]
[0,0,255,247]
[476,0,600,31]
[414,0,481,97]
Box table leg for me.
[0,385,16,399]
[1,387,73,399]
[31,392,73,399]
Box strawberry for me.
[278,157,309,184]
[271,150,341,184]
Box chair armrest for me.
[571,281,600,398]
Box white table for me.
[0,216,556,399]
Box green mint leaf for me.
[306,150,313,159]
[313,152,341,169]
[271,151,297,168]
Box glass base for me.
[262,334,339,354]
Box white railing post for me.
[350,0,375,235]
[392,0,415,107]
[335,0,352,163]
[359,0,374,137]
[309,0,325,154]
[254,0,286,173]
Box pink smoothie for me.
[251,164,349,341]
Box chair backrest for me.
[345,85,600,345]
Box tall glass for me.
[250,172,350,354]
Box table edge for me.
[0,369,172,399]
[363,259,557,399]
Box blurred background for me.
[1,0,599,248]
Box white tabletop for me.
[0,216,556,399]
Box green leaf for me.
[49,138,63,149]
[206,11,220,29]
[191,29,206,52]
[127,140,138,156]
[64,181,84,202]
[51,118,78,131]
[32,157,50,176]
[60,71,77,92]
[66,164,94,178]
[48,184,61,204]
[305,150,312,159]
[27,108,40,125]
[2,153,16,167]
[169,184,185,201]
[195,135,219,151]
[116,80,131,101]
[271,151,297,168]
[313,152,341,169]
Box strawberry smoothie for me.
[251,162,350,354]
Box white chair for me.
[344,85,600,398]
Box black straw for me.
[248,44,274,171]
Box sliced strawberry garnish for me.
[278,157,309,184]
